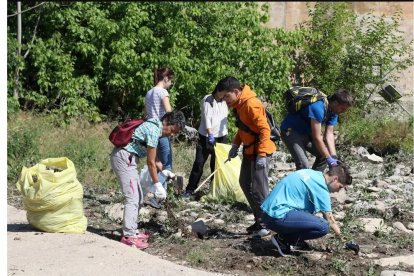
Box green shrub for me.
[340,110,413,154]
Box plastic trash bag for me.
[139,166,167,196]
[16,157,87,233]
[202,143,247,204]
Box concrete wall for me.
[262,2,413,112]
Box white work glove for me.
[161,170,176,179]
[228,144,239,159]
[153,182,167,200]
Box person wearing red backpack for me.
[110,110,185,249]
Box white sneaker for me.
[252,228,270,239]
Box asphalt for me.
[7,205,225,276]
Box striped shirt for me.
[124,118,162,158]
[145,87,169,119]
[198,94,228,137]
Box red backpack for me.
[109,119,145,147]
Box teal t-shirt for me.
[261,169,332,218]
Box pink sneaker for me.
[120,236,149,249]
[136,231,151,241]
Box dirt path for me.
[7,205,225,276]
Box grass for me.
[339,110,413,155]
[185,243,215,266]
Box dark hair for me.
[328,163,352,185]
[215,76,242,93]
[161,110,186,130]
[328,88,354,106]
[154,67,174,85]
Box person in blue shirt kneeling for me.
[260,163,352,256]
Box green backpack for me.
[283,86,328,113]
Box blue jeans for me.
[262,210,329,244]
[157,137,172,171]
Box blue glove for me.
[228,144,239,159]
[326,156,338,167]
[208,133,215,145]
[255,156,267,169]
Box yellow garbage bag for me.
[16,157,87,233]
[201,143,247,204]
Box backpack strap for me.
[132,120,160,147]
[233,107,259,150]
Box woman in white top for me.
[145,67,174,170]
[183,86,228,197]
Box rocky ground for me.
[8,146,414,276]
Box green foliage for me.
[7,2,299,124]
[339,108,413,154]
[7,115,42,182]
[294,2,413,108]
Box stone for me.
[365,253,379,258]
[385,206,400,219]
[362,154,384,163]
[357,218,391,234]
[334,211,345,221]
[373,179,388,188]
[275,162,293,171]
[372,200,387,215]
[104,203,124,223]
[392,222,412,233]
[244,214,255,222]
[366,186,381,193]
[374,255,414,268]
[213,219,225,225]
[356,147,369,158]
[191,220,208,235]
[305,252,325,262]
[407,223,414,230]
[353,171,370,179]
[380,270,414,276]
[330,189,347,203]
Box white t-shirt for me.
[198,94,228,137]
[145,87,169,119]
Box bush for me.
[339,109,413,154]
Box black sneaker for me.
[291,240,311,251]
[271,235,291,257]
[246,222,261,234]
[182,191,194,200]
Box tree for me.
[293,2,413,108]
[7,2,300,124]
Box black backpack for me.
[283,86,328,113]
[234,108,281,142]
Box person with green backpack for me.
[280,87,353,171]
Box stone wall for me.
[262,2,413,113]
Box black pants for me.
[186,133,227,192]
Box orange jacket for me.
[231,85,276,157]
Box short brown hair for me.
[328,163,352,185]
[329,88,354,106]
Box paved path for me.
[7,205,224,276]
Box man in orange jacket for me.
[216,76,276,238]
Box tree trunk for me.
[13,1,22,100]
